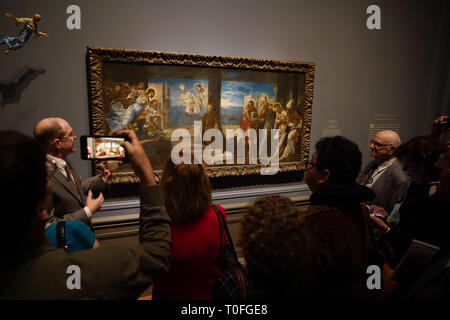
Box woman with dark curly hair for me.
[152,160,227,300]
[214,194,305,300]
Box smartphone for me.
[438,118,450,128]
[80,135,128,160]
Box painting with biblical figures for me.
[87,47,314,184]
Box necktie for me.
[362,165,377,185]
[65,163,81,198]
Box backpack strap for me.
[56,221,68,251]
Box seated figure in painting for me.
[144,98,164,126]
[280,99,303,162]
[106,82,154,133]
[145,116,165,139]
[277,123,289,156]
[133,97,165,138]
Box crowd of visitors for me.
[0,115,448,300]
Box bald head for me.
[370,130,401,164]
[378,130,401,147]
[33,117,74,157]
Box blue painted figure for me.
[0,13,49,55]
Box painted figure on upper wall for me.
[0,13,49,55]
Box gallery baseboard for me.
[93,182,311,246]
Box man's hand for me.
[85,190,104,215]
[99,162,112,183]
[369,214,389,233]
[369,204,389,217]
[431,115,449,139]
[5,13,14,18]
[115,130,156,186]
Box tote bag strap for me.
[212,205,225,255]
[231,266,247,300]
[212,205,239,265]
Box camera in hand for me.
[438,118,450,128]
[80,135,128,160]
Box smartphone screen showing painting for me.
[87,48,314,181]
[84,136,126,160]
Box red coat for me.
[152,205,226,300]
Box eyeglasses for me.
[46,160,57,181]
[59,132,77,141]
[370,139,392,148]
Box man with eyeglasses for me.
[0,130,171,299]
[300,136,386,299]
[358,130,409,214]
[34,117,111,227]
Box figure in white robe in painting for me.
[194,83,208,109]
[177,84,201,115]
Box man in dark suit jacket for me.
[34,117,111,226]
[0,130,171,299]
[358,130,410,213]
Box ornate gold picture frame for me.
[86,47,314,184]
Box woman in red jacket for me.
[152,160,226,300]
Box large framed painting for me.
[86,47,315,184]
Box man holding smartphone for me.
[34,117,112,227]
[1,129,171,299]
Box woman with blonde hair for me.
[152,160,227,300]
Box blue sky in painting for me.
[148,78,208,126]
[147,78,276,126]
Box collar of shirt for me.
[366,157,397,188]
[375,157,396,174]
[46,154,68,178]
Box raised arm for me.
[36,31,49,38]
[116,129,156,186]
[5,13,19,23]
[430,115,449,142]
